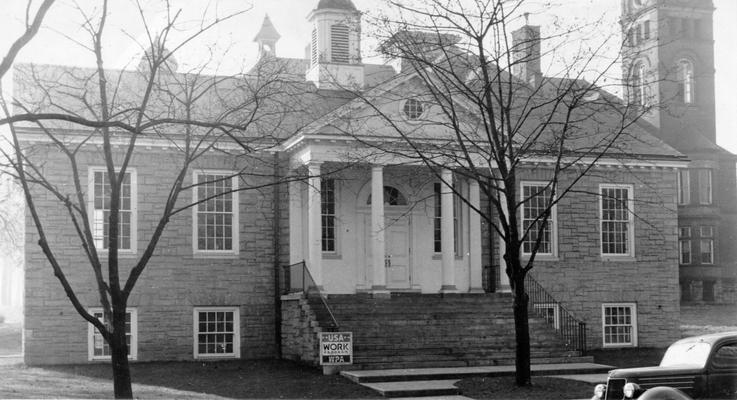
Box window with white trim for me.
[699,225,714,264]
[193,307,240,359]
[631,62,648,106]
[698,169,712,205]
[534,303,559,329]
[89,168,137,252]
[193,172,239,254]
[602,303,637,347]
[321,179,336,252]
[433,182,461,256]
[678,59,695,104]
[521,183,556,256]
[679,227,692,264]
[600,185,634,257]
[677,169,690,205]
[88,308,137,361]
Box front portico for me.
[285,139,492,294]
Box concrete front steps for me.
[312,292,592,370]
[342,363,614,398]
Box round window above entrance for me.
[402,99,424,120]
[367,186,408,206]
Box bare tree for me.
[0,1,316,397]
[331,0,671,386]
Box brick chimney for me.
[511,14,542,87]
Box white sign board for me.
[319,331,353,365]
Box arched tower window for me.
[330,24,350,63]
[631,62,648,106]
[678,59,695,104]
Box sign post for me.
[319,331,353,367]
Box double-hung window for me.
[521,183,556,256]
[321,179,336,252]
[699,226,714,264]
[600,185,634,257]
[679,227,692,264]
[89,168,137,253]
[193,307,240,359]
[433,182,461,255]
[193,172,239,254]
[602,303,638,347]
[698,169,712,205]
[88,308,137,361]
[677,169,690,205]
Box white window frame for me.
[88,167,138,254]
[87,308,138,361]
[599,184,635,258]
[520,181,557,258]
[677,169,690,205]
[698,169,712,205]
[699,225,714,265]
[534,303,560,329]
[192,171,240,255]
[679,226,692,265]
[678,59,695,104]
[602,303,638,348]
[193,306,240,359]
[321,178,338,254]
[433,181,462,257]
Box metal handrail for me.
[524,273,587,355]
[280,260,339,331]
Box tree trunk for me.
[110,306,133,398]
[513,274,531,386]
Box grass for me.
[0,359,381,399]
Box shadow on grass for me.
[41,359,380,399]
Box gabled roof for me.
[253,14,280,42]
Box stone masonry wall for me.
[23,144,286,364]
[280,295,319,365]
[521,166,681,349]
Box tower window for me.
[631,62,647,106]
[330,24,350,63]
[678,59,694,104]
[643,20,651,40]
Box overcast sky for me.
[1,0,735,152]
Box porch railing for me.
[279,260,339,331]
[524,273,587,355]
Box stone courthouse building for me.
[15,0,730,366]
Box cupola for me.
[254,14,281,59]
[305,0,364,89]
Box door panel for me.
[385,217,410,289]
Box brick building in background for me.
[621,0,737,303]
[14,0,731,367]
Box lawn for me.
[0,359,381,399]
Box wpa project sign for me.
[319,332,353,365]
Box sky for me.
[1,0,735,152]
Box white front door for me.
[384,215,410,289]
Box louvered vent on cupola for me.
[311,28,318,65]
[330,24,350,63]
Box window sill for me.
[97,251,138,259]
[322,252,342,260]
[431,254,464,261]
[600,255,636,262]
[193,252,239,259]
[602,343,637,349]
[521,254,559,262]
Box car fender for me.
[637,386,693,400]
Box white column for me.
[307,162,323,288]
[288,177,303,265]
[440,169,457,292]
[370,165,388,292]
[468,179,483,292]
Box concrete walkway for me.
[342,362,613,398]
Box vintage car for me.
[591,331,737,400]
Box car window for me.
[712,343,737,370]
[660,342,711,368]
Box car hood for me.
[608,366,702,378]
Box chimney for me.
[511,14,542,87]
